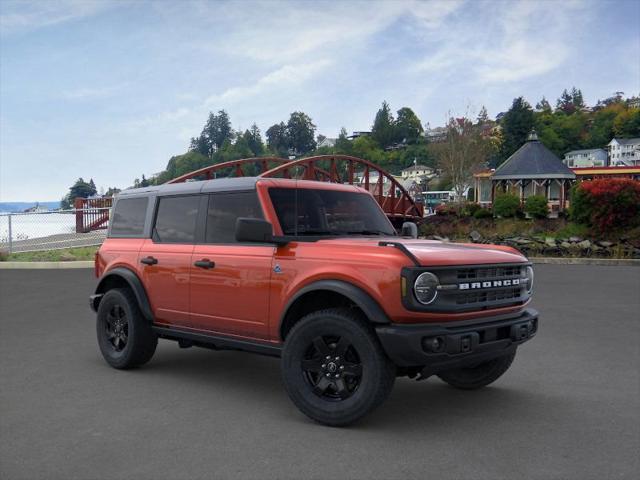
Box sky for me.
[0,0,639,202]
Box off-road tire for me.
[281,308,395,427]
[96,288,157,369]
[437,349,517,390]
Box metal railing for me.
[0,208,110,254]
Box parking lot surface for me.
[1,265,638,480]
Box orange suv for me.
[91,177,538,426]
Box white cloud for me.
[0,0,115,35]
[205,60,333,105]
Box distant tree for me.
[189,135,209,157]
[556,88,576,115]
[436,115,490,200]
[198,110,233,156]
[499,97,535,163]
[395,107,424,144]
[105,187,121,197]
[613,109,640,137]
[286,111,316,155]
[535,97,552,113]
[335,127,352,154]
[571,87,585,110]
[266,122,289,156]
[243,123,264,156]
[61,178,98,208]
[477,106,490,124]
[371,101,395,148]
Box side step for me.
[152,326,282,358]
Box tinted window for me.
[268,188,395,236]
[110,197,148,236]
[154,195,200,243]
[205,192,263,243]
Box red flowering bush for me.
[570,179,640,234]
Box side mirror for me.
[401,222,418,239]
[235,218,288,245]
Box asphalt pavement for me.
[0,265,638,480]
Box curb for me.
[530,257,640,266]
[0,261,94,269]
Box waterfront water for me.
[0,212,79,243]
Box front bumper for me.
[376,308,538,374]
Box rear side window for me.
[154,195,200,243]
[205,192,263,243]
[110,197,148,236]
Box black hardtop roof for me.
[116,177,260,198]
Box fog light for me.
[423,336,445,353]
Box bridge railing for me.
[74,197,113,233]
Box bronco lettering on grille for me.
[459,279,520,290]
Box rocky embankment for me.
[424,231,640,259]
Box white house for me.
[317,137,336,148]
[563,148,608,168]
[608,138,640,166]
[401,164,435,181]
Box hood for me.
[316,237,527,266]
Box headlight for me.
[414,272,439,305]
[525,266,534,294]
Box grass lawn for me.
[1,246,98,262]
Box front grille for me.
[457,265,523,280]
[456,287,521,305]
[402,262,531,313]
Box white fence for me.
[0,208,110,253]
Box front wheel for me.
[437,349,517,390]
[281,308,395,427]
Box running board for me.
[152,326,282,358]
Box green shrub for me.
[493,193,521,218]
[524,195,549,219]
[461,202,481,217]
[473,208,493,219]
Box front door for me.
[138,194,201,327]
[189,191,274,340]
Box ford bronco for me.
[91,177,538,426]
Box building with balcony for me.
[608,138,640,166]
[564,148,608,168]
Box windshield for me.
[268,187,396,237]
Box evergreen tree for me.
[395,107,424,143]
[556,89,576,114]
[535,97,552,113]
[499,97,535,163]
[571,87,585,110]
[371,101,395,148]
[243,123,264,156]
[477,106,490,124]
[335,127,352,154]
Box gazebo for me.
[474,131,576,216]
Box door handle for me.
[194,259,215,269]
[140,256,158,265]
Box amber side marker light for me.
[401,277,407,297]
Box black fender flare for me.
[280,279,391,331]
[95,267,154,323]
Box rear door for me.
[138,194,203,327]
[189,191,274,340]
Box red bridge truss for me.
[167,155,424,225]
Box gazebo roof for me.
[493,131,576,180]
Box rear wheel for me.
[437,349,516,390]
[96,288,157,369]
[281,308,395,426]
